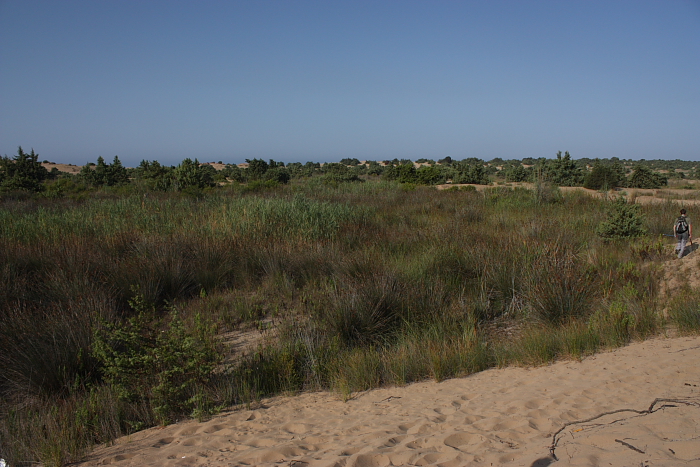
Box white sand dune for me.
[79,336,700,467]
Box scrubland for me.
[1,179,698,466]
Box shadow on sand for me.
[680,243,698,258]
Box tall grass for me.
[0,182,679,464]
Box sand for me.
[78,335,700,467]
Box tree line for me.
[1,146,692,197]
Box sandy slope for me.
[78,336,700,467]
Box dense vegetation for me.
[4,146,698,200]
[1,149,699,466]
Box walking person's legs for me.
[678,233,689,258]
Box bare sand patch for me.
[41,162,82,174]
[78,336,700,467]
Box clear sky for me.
[1,1,699,167]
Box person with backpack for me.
[674,208,692,259]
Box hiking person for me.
[674,208,692,259]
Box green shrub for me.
[596,196,647,238]
[92,293,221,424]
[627,165,667,189]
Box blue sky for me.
[1,1,699,167]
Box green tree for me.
[583,160,625,190]
[542,151,584,186]
[322,163,362,183]
[627,165,667,189]
[383,163,417,183]
[452,161,489,184]
[174,158,215,190]
[135,160,175,191]
[366,161,383,176]
[106,156,129,186]
[415,166,444,185]
[219,164,245,182]
[78,156,130,187]
[245,158,269,179]
[265,167,291,184]
[503,164,531,182]
[0,146,49,192]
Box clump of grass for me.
[525,245,597,324]
[324,273,404,348]
[668,289,700,334]
[0,386,150,467]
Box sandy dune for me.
[79,336,700,467]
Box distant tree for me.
[437,156,452,165]
[286,162,315,178]
[322,163,362,183]
[174,158,215,190]
[78,156,130,187]
[627,165,667,189]
[583,160,625,190]
[340,158,361,166]
[0,146,49,192]
[245,158,269,179]
[47,167,60,180]
[219,164,245,183]
[503,164,531,182]
[382,163,416,183]
[542,151,584,186]
[366,161,383,176]
[452,161,489,184]
[265,166,291,184]
[106,156,129,186]
[134,160,175,191]
[415,166,444,185]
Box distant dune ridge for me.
[78,335,700,467]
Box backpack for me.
[676,216,689,234]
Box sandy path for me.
[78,336,700,467]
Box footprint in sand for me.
[528,417,554,431]
[151,437,175,448]
[281,422,314,434]
[417,452,447,464]
[381,436,405,447]
[349,453,390,467]
[396,423,414,433]
[254,446,306,462]
[180,438,201,447]
[175,426,199,436]
[405,437,425,449]
[443,432,487,449]
[202,424,226,433]
[462,414,486,424]
[525,398,548,409]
